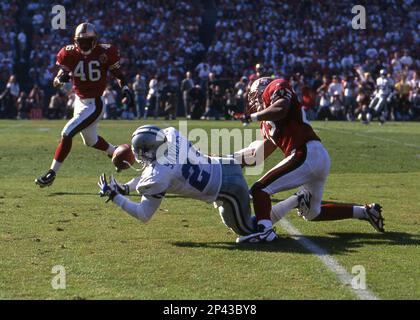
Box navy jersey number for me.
[182,162,210,192]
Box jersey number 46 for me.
[74,60,101,81]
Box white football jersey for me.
[130,127,222,203]
[376,76,393,97]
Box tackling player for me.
[97,125,256,236]
[236,77,384,243]
[35,22,134,188]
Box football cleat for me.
[362,203,385,233]
[236,224,278,243]
[295,189,312,217]
[35,169,56,188]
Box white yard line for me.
[0,123,23,132]
[279,219,380,300]
[314,125,420,150]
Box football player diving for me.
[35,22,134,188]
[97,125,259,237]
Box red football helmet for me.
[74,22,97,55]
[247,77,273,113]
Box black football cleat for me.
[35,169,56,188]
[362,203,385,233]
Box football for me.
[112,144,135,170]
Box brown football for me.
[112,144,135,170]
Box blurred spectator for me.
[224,88,237,118]
[202,85,224,120]
[17,92,29,119]
[7,75,20,99]
[328,75,343,103]
[234,76,248,113]
[28,84,44,111]
[196,61,211,89]
[162,88,177,120]
[132,74,147,119]
[316,75,331,120]
[180,71,194,118]
[121,97,135,120]
[1,75,20,118]
[343,75,357,121]
[103,86,118,120]
[394,74,412,120]
[146,74,159,119]
[330,92,345,120]
[48,91,66,119]
[188,84,205,119]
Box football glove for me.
[53,70,70,88]
[122,85,134,108]
[109,175,129,195]
[98,173,118,202]
[58,71,70,83]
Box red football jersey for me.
[56,43,120,98]
[260,79,320,156]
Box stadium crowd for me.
[0,0,419,122]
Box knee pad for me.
[81,134,98,147]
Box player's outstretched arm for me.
[251,98,291,121]
[112,194,163,223]
[98,174,163,223]
[231,138,276,167]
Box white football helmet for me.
[247,77,273,113]
[74,22,97,55]
[131,125,167,165]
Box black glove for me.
[98,173,118,202]
[58,71,70,83]
[122,85,134,108]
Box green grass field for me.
[0,119,419,300]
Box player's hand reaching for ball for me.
[98,173,119,202]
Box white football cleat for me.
[236,225,278,243]
[295,189,312,217]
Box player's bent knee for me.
[61,134,72,142]
[82,136,98,147]
[301,208,321,221]
[216,202,253,236]
[250,182,267,197]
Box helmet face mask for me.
[247,77,273,113]
[75,37,96,55]
[131,145,156,165]
[74,23,98,55]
